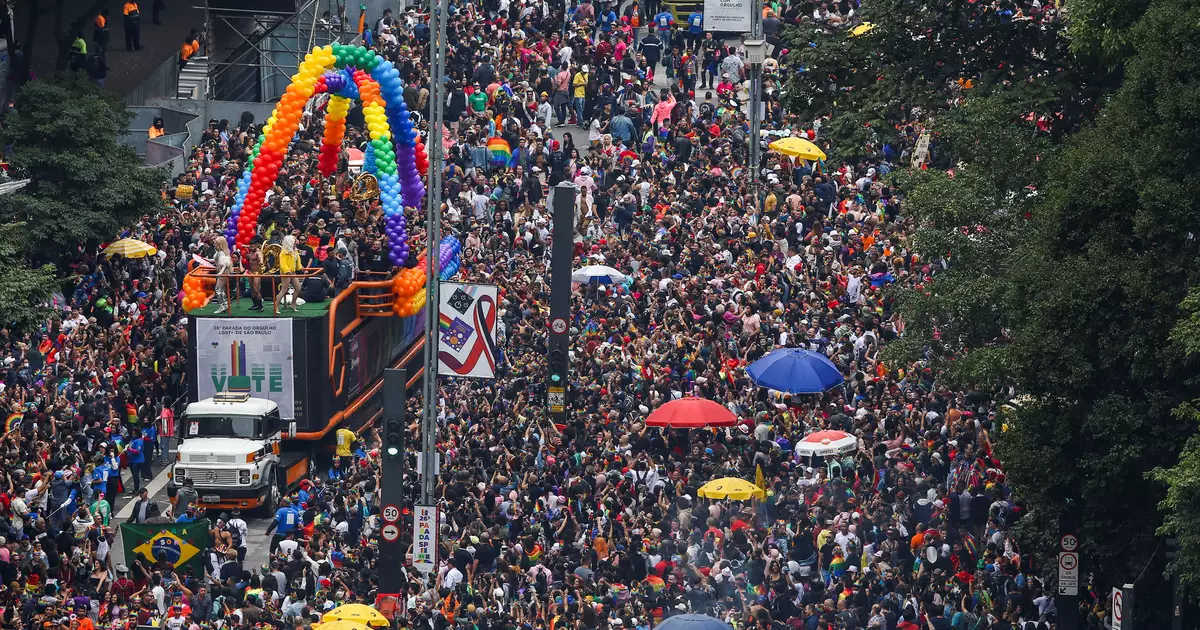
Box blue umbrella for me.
[655,615,733,630]
[746,348,844,394]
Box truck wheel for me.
[260,470,280,516]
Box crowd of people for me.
[0,0,1102,629]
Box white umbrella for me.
[794,430,858,457]
[571,265,627,284]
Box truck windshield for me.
[184,415,263,439]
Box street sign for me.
[1058,552,1080,595]
[1060,533,1078,552]
[551,317,567,334]
[382,504,400,523]
[381,523,400,542]
[1111,587,1123,630]
[548,386,565,413]
[413,505,438,575]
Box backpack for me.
[227,524,243,548]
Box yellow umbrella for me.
[316,622,373,630]
[768,137,827,162]
[697,477,765,501]
[850,22,875,36]
[322,604,390,628]
[103,238,158,259]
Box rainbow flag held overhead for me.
[488,137,512,165]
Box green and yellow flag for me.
[120,521,210,575]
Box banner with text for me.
[120,521,210,575]
[413,505,438,575]
[197,318,295,418]
[704,0,751,32]
[437,282,500,379]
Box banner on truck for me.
[437,282,500,379]
[704,0,752,32]
[197,318,295,418]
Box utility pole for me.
[547,183,576,427]
[746,0,765,212]
[418,0,447,508]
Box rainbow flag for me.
[828,554,847,578]
[229,340,248,377]
[645,576,665,592]
[527,543,543,561]
[962,531,978,560]
[4,412,21,433]
[488,138,512,165]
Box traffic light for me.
[384,416,404,457]
[548,348,565,385]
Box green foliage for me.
[875,0,1200,614]
[782,0,1105,158]
[0,75,166,266]
[1066,0,1153,67]
[0,222,56,332]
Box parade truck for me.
[172,271,425,513]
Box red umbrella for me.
[645,397,737,429]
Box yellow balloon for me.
[370,131,381,141]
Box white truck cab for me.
[170,392,285,513]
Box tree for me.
[782,0,1109,159]
[885,0,1200,620]
[0,221,56,331]
[0,75,165,266]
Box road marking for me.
[116,466,173,520]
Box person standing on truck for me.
[265,497,300,554]
[335,426,357,469]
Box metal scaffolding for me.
[197,0,357,102]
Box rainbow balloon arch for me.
[227,44,430,268]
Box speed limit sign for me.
[383,504,400,523]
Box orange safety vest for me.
[123,1,138,16]
[148,126,165,139]
[181,41,196,59]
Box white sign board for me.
[437,283,500,379]
[381,523,400,542]
[413,505,438,575]
[382,504,400,523]
[703,0,751,32]
[196,318,294,419]
[1111,587,1123,630]
[1058,552,1079,596]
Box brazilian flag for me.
[120,521,210,575]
